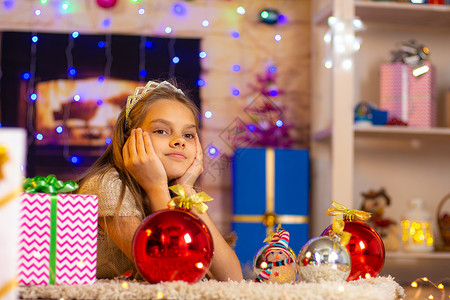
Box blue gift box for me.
[231,148,310,269]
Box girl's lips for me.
[166,152,186,159]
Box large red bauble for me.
[132,209,214,284]
[321,219,385,281]
[96,0,117,9]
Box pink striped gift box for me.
[18,193,98,285]
[380,62,437,128]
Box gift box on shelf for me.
[231,148,310,268]
[380,61,437,128]
[0,128,26,300]
[18,176,98,285]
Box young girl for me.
[77,80,243,281]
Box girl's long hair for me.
[76,80,200,218]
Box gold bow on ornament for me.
[325,200,372,221]
[168,184,213,214]
[330,217,352,247]
[263,223,282,243]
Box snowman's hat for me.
[264,227,291,261]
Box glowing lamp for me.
[61,1,70,10]
[204,110,212,119]
[236,6,245,15]
[260,8,280,25]
[401,198,434,252]
[70,155,81,165]
[197,79,205,87]
[22,72,31,80]
[102,18,112,28]
[35,133,44,141]
[172,3,187,16]
[207,146,217,157]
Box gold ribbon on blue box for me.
[232,148,310,265]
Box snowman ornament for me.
[255,226,297,283]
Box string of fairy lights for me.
[0,0,288,166]
[322,16,364,71]
[408,277,450,300]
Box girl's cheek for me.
[149,132,163,142]
[149,136,163,153]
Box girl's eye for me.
[154,129,168,135]
[184,133,195,139]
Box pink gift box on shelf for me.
[380,62,437,127]
[18,193,98,285]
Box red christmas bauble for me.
[96,0,117,9]
[321,219,385,281]
[133,209,214,283]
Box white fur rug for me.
[20,276,405,300]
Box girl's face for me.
[140,98,197,180]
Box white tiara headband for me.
[125,80,185,130]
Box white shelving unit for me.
[310,0,450,283]
[314,1,450,27]
[314,125,450,141]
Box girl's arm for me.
[98,216,141,262]
[106,128,171,263]
[196,208,243,282]
[97,180,173,262]
[176,136,243,282]
[123,128,171,210]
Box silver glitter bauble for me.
[297,236,351,283]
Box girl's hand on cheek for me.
[175,135,204,194]
[123,128,168,193]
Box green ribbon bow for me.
[24,175,78,194]
[23,175,78,285]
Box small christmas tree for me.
[234,63,294,149]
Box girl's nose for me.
[170,136,186,148]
